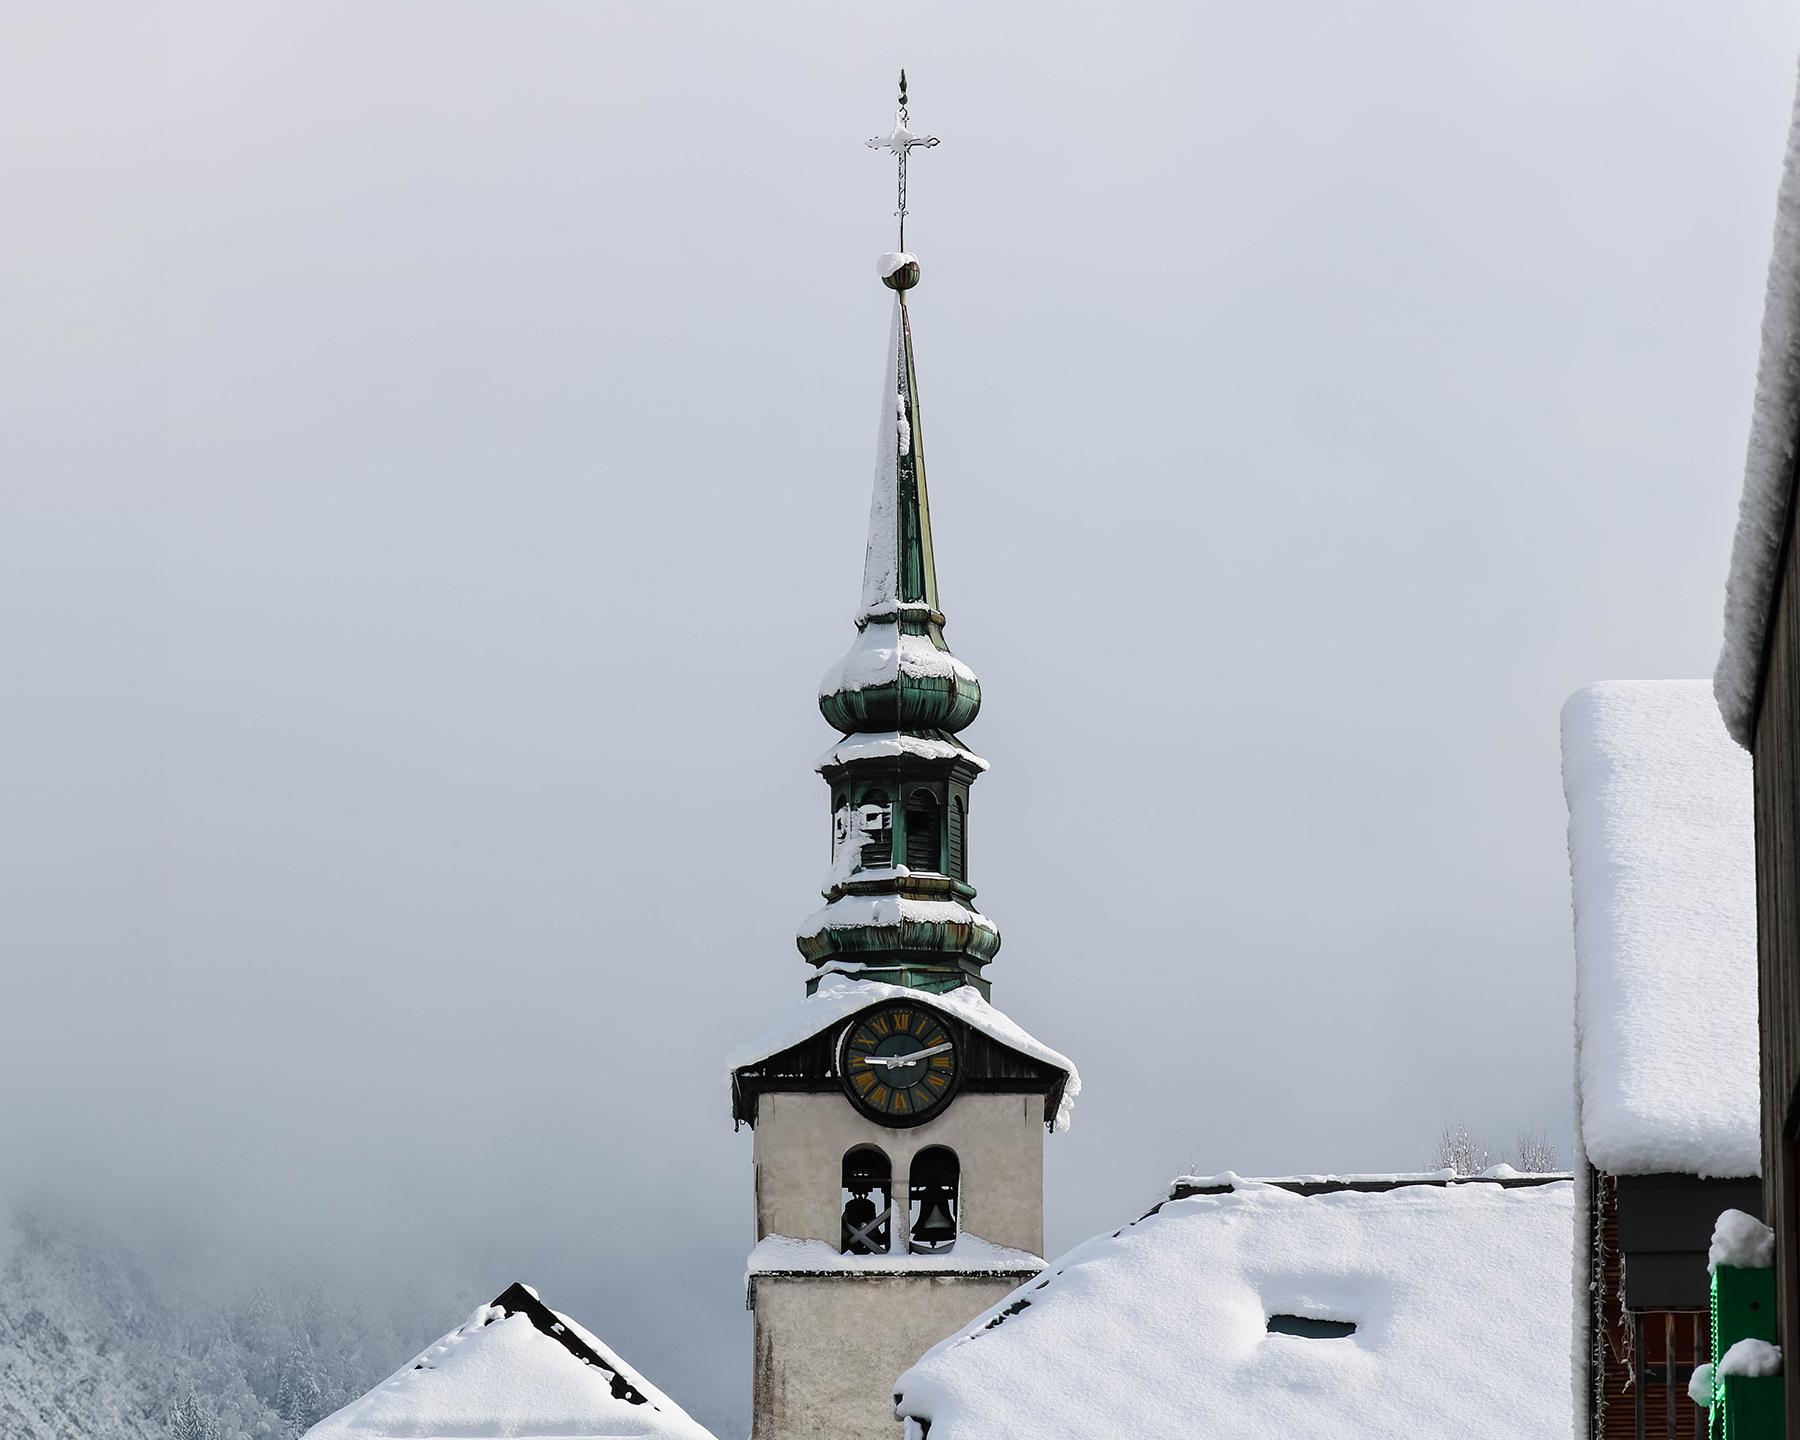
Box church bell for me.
[909,1186,958,1251]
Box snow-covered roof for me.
[1717,65,1800,747]
[1561,681,1759,1178]
[796,894,995,941]
[727,975,1080,1131]
[745,1233,1043,1281]
[304,1285,716,1440]
[893,1176,1575,1440]
[814,730,988,773]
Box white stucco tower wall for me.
[745,1093,1049,1440]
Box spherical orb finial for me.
[879,252,920,291]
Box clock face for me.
[839,1004,961,1127]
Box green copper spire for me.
[818,278,981,736]
[800,77,997,998]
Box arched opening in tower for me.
[841,1145,893,1255]
[909,1145,959,1254]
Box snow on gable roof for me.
[1561,681,1758,1178]
[304,1283,717,1440]
[893,1177,1575,1440]
[726,975,1079,1131]
[1717,64,1800,748]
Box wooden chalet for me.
[1562,682,1762,1440]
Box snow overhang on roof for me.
[892,1176,1575,1440]
[1717,64,1800,748]
[1561,681,1759,1178]
[814,729,989,773]
[303,1283,717,1440]
[726,975,1079,1131]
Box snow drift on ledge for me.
[727,975,1080,1131]
[1711,1209,1776,1272]
[1717,61,1800,747]
[1561,681,1758,1178]
[893,1177,1573,1440]
[303,1295,716,1440]
[745,1233,1043,1282]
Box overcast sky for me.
[4,2,1799,1433]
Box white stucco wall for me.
[752,1090,1045,1256]
[750,1273,1025,1440]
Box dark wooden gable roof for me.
[732,1008,1067,1129]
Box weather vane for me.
[867,69,939,252]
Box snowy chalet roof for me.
[893,1175,1575,1440]
[1561,681,1759,1178]
[303,1283,716,1440]
[1717,66,1800,747]
[726,975,1079,1131]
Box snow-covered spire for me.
[818,258,982,736]
[858,284,935,621]
[801,82,997,999]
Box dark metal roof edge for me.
[748,1266,1042,1281]
[1168,1172,1575,1201]
[488,1282,652,1408]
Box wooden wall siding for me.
[1753,472,1800,1440]
[1593,1171,1710,1440]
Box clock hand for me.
[858,1042,953,1071]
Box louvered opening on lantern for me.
[948,796,966,879]
[906,788,941,871]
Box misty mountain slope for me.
[0,1206,482,1440]
[0,1211,171,1439]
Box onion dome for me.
[819,262,982,736]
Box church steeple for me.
[802,76,998,997]
[735,85,1073,1440]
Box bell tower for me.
[728,76,1078,1440]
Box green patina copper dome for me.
[818,617,981,734]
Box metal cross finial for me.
[867,68,939,251]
